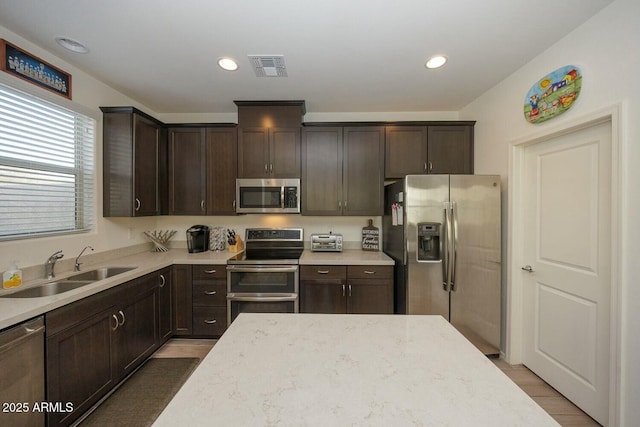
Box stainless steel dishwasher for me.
[0,316,45,426]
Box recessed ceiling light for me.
[218,57,239,71]
[425,55,447,69]
[55,37,89,54]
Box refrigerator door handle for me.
[450,201,459,292]
[442,202,450,291]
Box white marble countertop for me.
[0,248,393,330]
[155,313,558,426]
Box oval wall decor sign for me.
[524,65,582,124]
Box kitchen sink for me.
[0,280,95,298]
[65,266,136,282]
[0,266,136,298]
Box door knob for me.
[521,265,534,273]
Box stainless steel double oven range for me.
[226,228,303,325]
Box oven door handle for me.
[227,294,298,302]
[226,266,299,273]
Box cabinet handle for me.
[201,200,205,211]
[204,269,217,274]
[317,270,330,274]
[204,290,217,295]
[424,162,427,172]
[342,284,346,297]
[264,164,268,173]
[159,274,166,287]
[135,198,141,211]
[204,319,217,324]
[428,161,433,172]
[111,314,119,331]
[233,200,236,208]
[118,310,125,326]
[338,201,342,209]
[349,284,352,297]
[270,163,273,173]
[363,270,376,275]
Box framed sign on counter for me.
[1,39,72,99]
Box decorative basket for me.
[143,230,177,252]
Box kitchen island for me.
[154,313,558,426]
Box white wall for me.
[459,0,639,425]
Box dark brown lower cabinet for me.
[172,264,193,336]
[173,264,227,337]
[300,265,393,314]
[45,269,169,426]
[158,267,173,340]
[191,265,227,336]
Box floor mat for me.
[79,357,199,427]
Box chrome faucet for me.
[74,246,94,271]
[45,250,64,279]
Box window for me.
[0,83,95,240]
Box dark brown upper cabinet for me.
[235,101,305,179]
[168,127,206,215]
[206,128,238,215]
[101,107,166,217]
[302,127,343,216]
[302,126,384,216]
[384,123,474,178]
[427,125,473,174]
[168,126,237,215]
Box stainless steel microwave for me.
[236,178,300,213]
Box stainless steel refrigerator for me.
[383,175,501,355]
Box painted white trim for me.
[507,104,623,426]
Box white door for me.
[521,120,611,424]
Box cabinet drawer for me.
[192,306,227,336]
[347,265,393,279]
[192,264,226,279]
[300,265,347,280]
[192,283,227,306]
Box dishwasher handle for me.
[0,317,45,353]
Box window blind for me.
[0,83,95,240]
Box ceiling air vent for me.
[248,55,288,77]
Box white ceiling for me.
[0,0,612,115]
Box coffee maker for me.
[186,225,210,253]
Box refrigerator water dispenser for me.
[417,222,441,262]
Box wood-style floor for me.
[151,339,600,426]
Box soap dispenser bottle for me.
[3,262,23,289]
